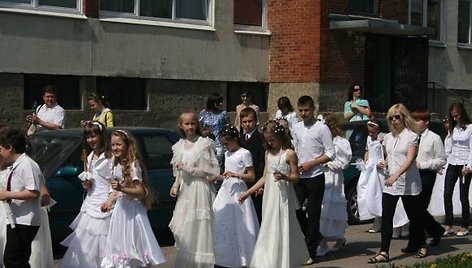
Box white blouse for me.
[383,128,422,196]
[445,124,472,167]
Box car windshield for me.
[28,135,82,178]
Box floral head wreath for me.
[263,120,285,134]
[115,129,129,138]
[221,124,239,136]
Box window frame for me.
[0,0,82,15]
[99,0,214,30]
[458,0,472,47]
[408,0,445,44]
[233,0,269,34]
[347,0,379,17]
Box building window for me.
[100,0,209,23]
[0,0,80,12]
[458,0,472,44]
[234,0,263,26]
[24,74,81,110]
[408,0,443,42]
[96,77,147,110]
[348,0,379,16]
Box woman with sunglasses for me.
[368,104,426,263]
[443,102,472,237]
[343,83,371,122]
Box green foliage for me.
[377,252,472,268]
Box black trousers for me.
[4,224,39,268]
[294,175,325,258]
[381,193,425,253]
[406,170,444,248]
[444,164,472,227]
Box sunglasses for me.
[388,114,402,121]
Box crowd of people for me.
[169,86,472,267]
[0,83,470,267]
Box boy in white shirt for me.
[0,128,42,268]
[291,96,335,263]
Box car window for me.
[28,135,82,178]
[140,134,174,170]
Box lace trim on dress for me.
[175,250,215,268]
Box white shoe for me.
[443,227,455,236]
[456,229,469,237]
[302,258,315,266]
[316,240,329,257]
[332,238,346,251]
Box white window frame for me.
[99,0,215,31]
[458,0,472,47]
[408,0,445,45]
[233,0,270,35]
[0,0,83,17]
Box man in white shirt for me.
[291,96,335,263]
[26,85,65,136]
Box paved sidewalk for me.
[54,223,472,267]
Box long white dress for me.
[320,136,351,239]
[213,148,259,268]
[428,163,462,217]
[101,161,166,267]
[356,135,409,227]
[61,152,113,268]
[169,137,220,268]
[250,150,309,268]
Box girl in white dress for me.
[239,120,309,268]
[101,130,166,267]
[213,124,259,268]
[169,112,220,268]
[61,121,114,268]
[318,114,352,256]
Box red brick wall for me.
[268,0,321,83]
[320,0,364,84]
[268,0,408,84]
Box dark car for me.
[28,127,180,249]
[341,119,444,224]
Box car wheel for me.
[346,183,361,224]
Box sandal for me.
[367,252,390,263]
[413,247,428,258]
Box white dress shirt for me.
[292,120,336,179]
[417,128,446,171]
[4,153,42,226]
[383,128,422,196]
[445,123,472,167]
[274,110,299,129]
[36,102,65,131]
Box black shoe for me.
[429,236,441,247]
[401,246,419,253]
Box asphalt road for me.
[54,222,472,267]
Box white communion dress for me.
[213,147,259,268]
[101,161,166,267]
[250,150,309,268]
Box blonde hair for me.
[177,112,203,138]
[386,103,419,136]
[112,130,154,209]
